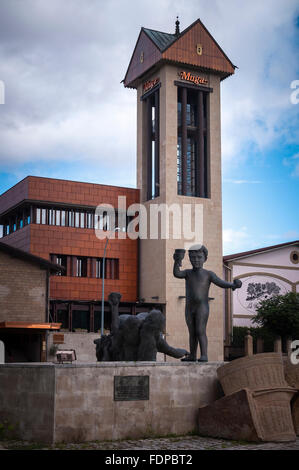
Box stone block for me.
[198,388,297,442]
[198,389,260,441]
[217,353,289,395]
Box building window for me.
[68,210,74,228]
[86,212,93,229]
[56,309,69,330]
[49,209,54,225]
[76,257,87,277]
[36,208,41,224]
[2,204,133,237]
[50,254,67,275]
[41,208,47,224]
[143,86,160,200]
[290,251,299,264]
[177,85,209,198]
[55,210,61,226]
[72,309,90,332]
[95,257,119,279]
[0,205,32,237]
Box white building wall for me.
[225,244,299,329]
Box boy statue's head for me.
[188,244,208,268]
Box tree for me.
[252,292,299,340]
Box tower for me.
[123,18,235,361]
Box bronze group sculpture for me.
[173,244,242,362]
[94,292,188,362]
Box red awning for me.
[0,322,61,330]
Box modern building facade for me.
[0,176,145,334]
[0,18,236,361]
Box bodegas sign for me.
[178,71,208,86]
[143,77,160,93]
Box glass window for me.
[96,258,102,278]
[41,208,47,225]
[56,255,67,276]
[186,137,196,197]
[72,310,89,332]
[75,212,80,228]
[76,257,87,277]
[49,209,54,225]
[24,208,31,226]
[177,87,209,198]
[36,208,41,224]
[177,136,182,195]
[68,211,74,227]
[57,309,69,331]
[87,212,93,229]
[61,210,65,226]
[56,210,61,226]
[80,212,85,228]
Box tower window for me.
[143,85,160,200]
[177,85,210,198]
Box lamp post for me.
[101,227,120,337]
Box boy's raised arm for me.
[209,271,242,290]
[173,252,187,279]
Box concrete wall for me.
[0,250,47,322]
[0,364,55,442]
[0,362,224,443]
[47,331,99,362]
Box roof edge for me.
[223,240,299,262]
[0,241,64,272]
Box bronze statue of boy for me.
[173,244,242,362]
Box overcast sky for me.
[0,0,298,254]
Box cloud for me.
[223,179,262,184]
[223,226,255,254]
[266,230,299,241]
[0,0,298,183]
[283,153,299,177]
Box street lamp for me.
[101,226,120,337]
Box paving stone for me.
[1,436,299,450]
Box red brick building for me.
[0,175,146,334]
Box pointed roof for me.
[123,18,236,88]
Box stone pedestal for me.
[0,361,223,443]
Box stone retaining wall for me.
[0,362,224,443]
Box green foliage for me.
[252,292,299,338]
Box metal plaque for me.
[114,375,149,401]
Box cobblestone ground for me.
[1,435,299,450]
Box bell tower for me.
[123,18,235,361]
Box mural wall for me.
[233,275,291,326]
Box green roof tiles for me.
[142,27,177,52]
